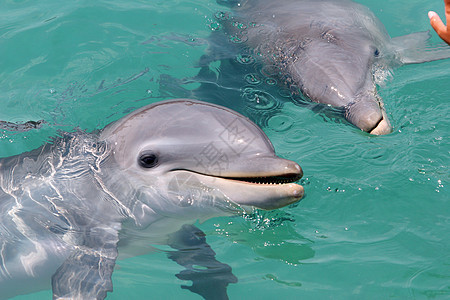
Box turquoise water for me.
[1,0,449,299]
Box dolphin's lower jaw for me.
[200,173,304,210]
[345,99,392,135]
[368,108,391,135]
[170,168,304,211]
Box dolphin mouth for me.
[170,168,304,210]
[220,173,302,185]
[345,97,392,135]
[368,109,392,135]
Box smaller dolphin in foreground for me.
[0,99,303,299]
[217,0,450,134]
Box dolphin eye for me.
[138,152,158,168]
[374,48,380,57]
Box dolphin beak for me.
[170,157,304,210]
[345,97,392,135]
[369,108,392,135]
[215,158,304,210]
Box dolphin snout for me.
[345,98,392,135]
[369,113,391,135]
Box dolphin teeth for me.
[225,173,301,185]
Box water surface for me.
[1,0,448,299]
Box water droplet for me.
[265,78,277,86]
[209,22,222,31]
[236,54,255,65]
[232,21,247,30]
[244,73,261,85]
[242,87,277,110]
[49,88,56,94]
[214,11,230,21]
[229,33,248,44]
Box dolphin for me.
[0,99,303,299]
[208,0,450,134]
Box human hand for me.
[428,0,450,45]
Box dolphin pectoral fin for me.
[391,31,450,64]
[52,224,120,300]
[167,224,237,300]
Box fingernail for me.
[428,11,437,19]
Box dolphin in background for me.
[0,99,303,299]
[205,0,450,134]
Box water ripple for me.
[267,114,294,132]
[407,264,450,299]
[241,87,279,111]
[283,128,312,145]
[235,53,256,65]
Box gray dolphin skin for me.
[0,99,303,299]
[219,0,450,134]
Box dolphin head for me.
[288,24,392,135]
[100,99,303,222]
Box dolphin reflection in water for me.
[0,99,304,299]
